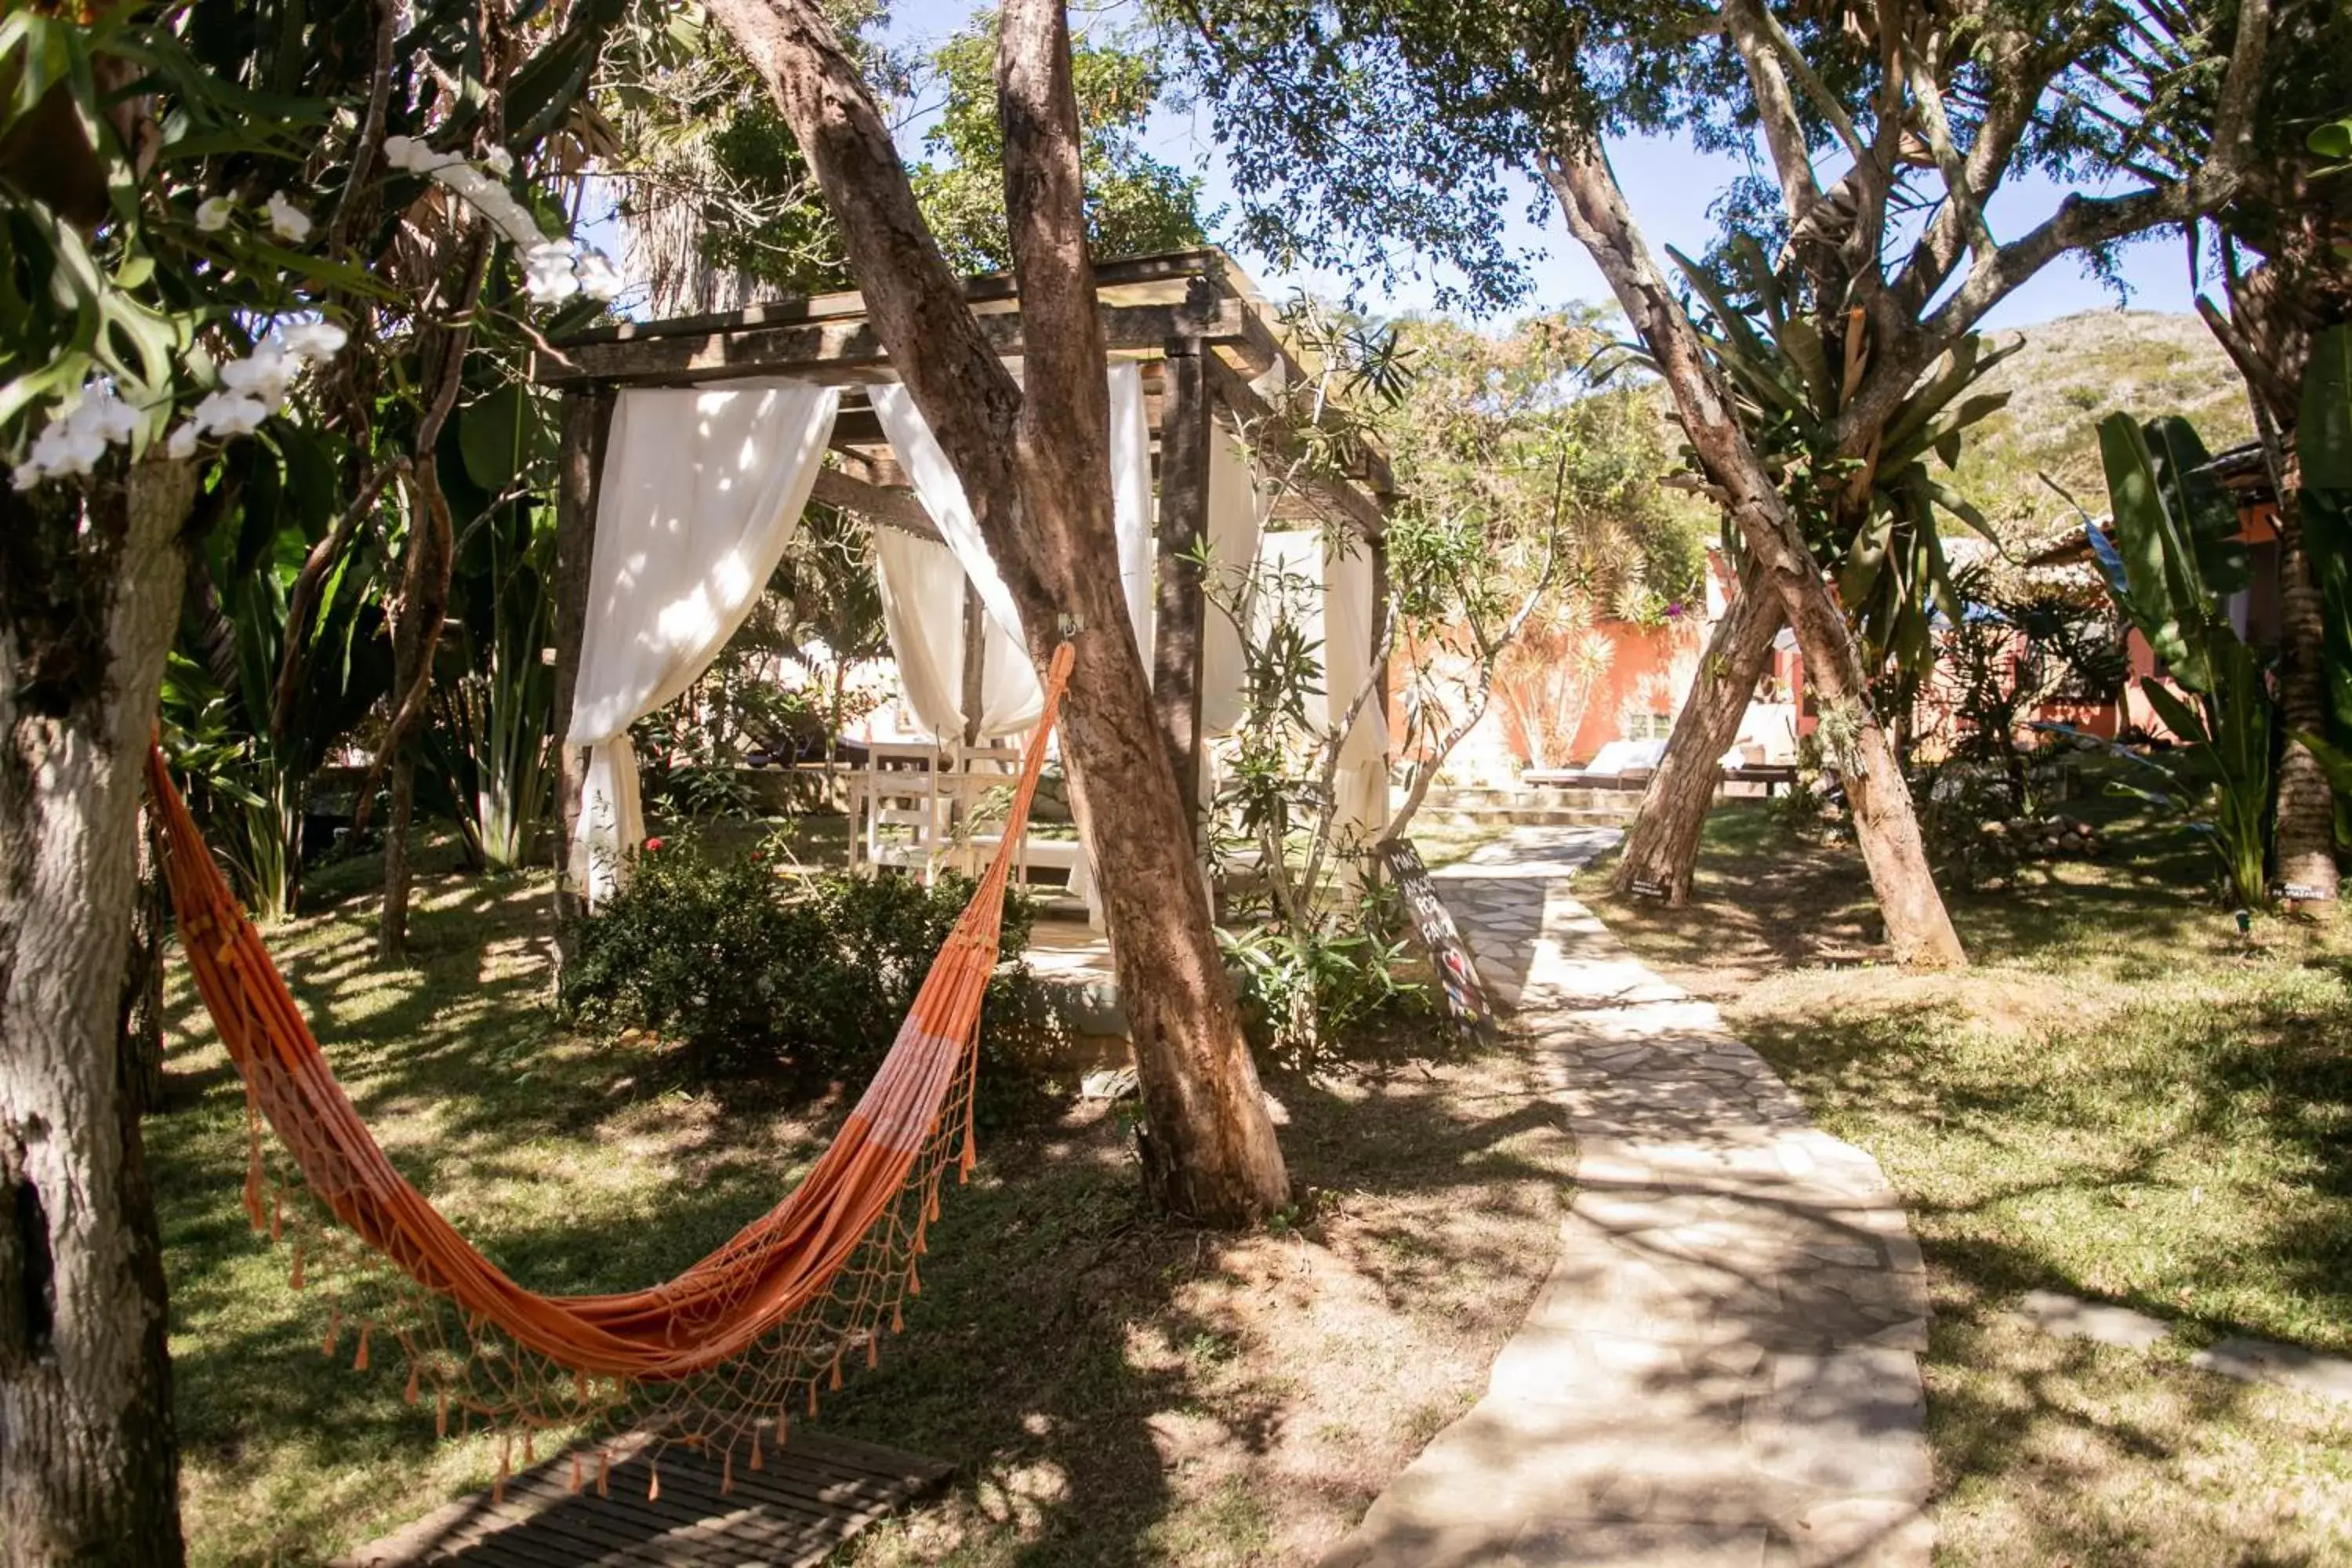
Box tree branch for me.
[1903,30,1996,268]
[1730,0,1867,168]
[1719,0,1824,224]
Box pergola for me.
[532,249,1396,884]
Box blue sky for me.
[880,0,2205,331]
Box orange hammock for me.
[152,643,1076,1486]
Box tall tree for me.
[2,462,194,1566]
[1174,0,2286,960]
[703,0,1290,1221]
[607,3,1204,312]
[2,5,622,1555]
[2188,7,2352,909]
[1372,310,1708,835]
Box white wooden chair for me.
[856,742,949,882]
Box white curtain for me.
[869,365,1154,740]
[871,528,1042,741]
[1323,532,1392,851]
[1253,528,1391,852]
[1109,362,1154,662]
[567,378,840,905]
[1200,434,1269,737]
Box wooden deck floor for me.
[337,1430,952,1566]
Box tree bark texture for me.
[1152,339,1210,839]
[2200,263,2347,911]
[708,0,1291,1221]
[2269,486,2340,906]
[549,387,614,972]
[2,459,195,1566]
[119,808,168,1119]
[1613,561,1785,906]
[1543,141,1969,967]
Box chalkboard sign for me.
[1376,837,1500,1045]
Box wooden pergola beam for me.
[554,249,1234,348]
[531,299,1268,388]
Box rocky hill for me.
[1939,308,2252,543]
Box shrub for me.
[559,833,1047,1091]
[1220,875,1432,1068]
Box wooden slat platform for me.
[337,1430,953,1567]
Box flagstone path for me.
[1323,827,1934,1568]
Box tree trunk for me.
[2,459,195,1566]
[2200,267,2344,913]
[706,0,1291,1221]
[549,387,612,974]
[119,807,168,1119]
[2270,485,2340,906]
[379,746,418,960]
[1543,140,1969,967]
[1614,561,1784,905]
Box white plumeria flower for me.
[522,240,581,304]
[194,196,234,233]
[575,249,624,303]
[265,191,313,243]
[482,147,514,176]
[165,423,200,460]
[69,383,140,445]
[279,321,348,361]
[193,390,270,437]
[219,343,293,408]
[30,419,107,477]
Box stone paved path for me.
[1323,827,1934,1568]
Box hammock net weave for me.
[151,642,1076,1497]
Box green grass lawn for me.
[154,815,1565,1566]
[1581,795,2352,1565]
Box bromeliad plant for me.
[2088,414,2271,906]
[1658,237,2017,680]
[420,377,563,873]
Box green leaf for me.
[274,421,340,535]
[457,382,550,495]
[242,239,399,303]
[2138,677,2212,749]
[1922,477,1996,542]
[234,447,284,577]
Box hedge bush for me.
[559,834,1053,1092]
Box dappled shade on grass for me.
[156,826,1573,1566]
[1584,797,2352,1565]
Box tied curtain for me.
[870,364,1154,741]
[568,379,841,906]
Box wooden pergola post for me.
[524,251,1395,887]
[548,384,613,934]
[1152,336,1211,846]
